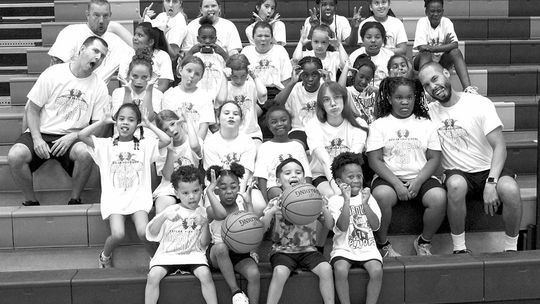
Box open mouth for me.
[120,126,130,132]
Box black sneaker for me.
[67,198,82,205]
[453,249,472,254]
[22,200,40,206]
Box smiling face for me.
[79,39,108,73]
[257,0,276,20]
[216,174,240,206]
[253,26,273,53]
[176,181,202,210]
[389,84,415,119]
[267,109,291,138]
[219,102,242,129]
[353,65,374,92]
[200,0,220,22]
[129,64,151,94]
[179,62,204,90]
[362,27,383,56]
[87,3,111,36]
[418,64,452,103]
[321,87,344,117]
[115,107,139,140]
[388,57,411,78]
[197,26,217,45]
[133,26,153,50]
[164,0,182,17]
[337,163,364,196]
[277,162,306,189]
[301,62,322,92]
[311,29,330,56]
[370,0,390,20]
[426,1,444,28]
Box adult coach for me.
[8,37,110,206]
[48,0,131,83]
[418,62,522,253]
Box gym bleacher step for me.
[0,269,75,304]
[0,2,53,17]
[0,23,41,40]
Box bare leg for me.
[445,175,468,235]
[131,211,154,256]
[210,243,241,293]
[421,187,447,240]
[364,260,383,304]
[235,258,261,304]
[442,48,471,90]
[372,185,398,244]
[103,214,126,258]
[333,260,352,304]
[145,266,168,304]
[266,265,291,304]
[194,266,218,304]
[497,176,522,237]
[8,144,37,201]
[69,142,94,200]
[311,262,335,304]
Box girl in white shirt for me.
[366,77,446,257]
[142,0,188,58]
[246,0,286,46]
[78,103,171,268]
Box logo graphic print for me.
[177,103,200,123]
[351,91,376,124]
[299,100,317,124]
[110,152,144,190]
[389,129,421,166]
[325,138,350,159]
[54,89,89,121]
[348,204,375,249]
[437,118,469,151]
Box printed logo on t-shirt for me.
[351,92,375,124]
[199,61,222,92]
[163,214,204,254]
[348,204,375,249]
[221,152,241,168]
[299,100,317,124]
[174,155,194,170]
[389,129,422,166]
[110,151,144,190]
[325,138,350,159]
[54,89,89,121]
[232,94,252,124]
[437,118,469,151]
[254,59,279,85]
[176,103,200,122]
[273,216,317,250]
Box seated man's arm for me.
[26,101,49,159]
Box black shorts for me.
[312,176,328,187]
[270,251,327,271]
[15,132,76,175]
[155,264,208,276]
[371,177,443,203]
[443,168,516,197]
[289,130,308,150]
[330,256,381,268]
[206,242,254,269]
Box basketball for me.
[221,210,265,253]
[281,183,323,225]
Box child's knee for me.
[314,262,333,278]
[212,243,230,258]
[195,266,213,284]
[147,268,166,285]
[110,228,126,241]
[367,263,383,281]
[245,264,261,282]
[333,262,349,278]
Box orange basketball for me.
[281,183,323,225]
[221,211,265,253]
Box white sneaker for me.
[380,243,401,257]
[232,291,249,304]
[463,86,479,94]
[414,236,433,256]
[98,251,112,268]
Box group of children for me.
[79,0,486,303]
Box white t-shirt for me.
[358,16,408,51]
[227,78,262,139]
[153,140,203,198]
[347,86,376,125]
[147,205,208,267]
[118,49,174,85]
[148,12,188,47]
[89,136,160,219]
[162,86,216,129]
[302,50,341,82]
[303,15,351,42]
[209,196,245,244]
[194,52,226,98]
[349,47,394,88]
[203,132,257,173]
[241,45,292,89]
[306,118,367,178]
[245,20,287,46]
[285,82,320,132]
[27,63,108,135]
[428,93,502,173]
[182,17,242,54]
[328,193,382,263]
[366,115,441,180]
[413,16,459,61]
[48,24,131,83]
[254,140,312,189]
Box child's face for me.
[257,0,276,20]
[133,27,153,50]
[200,0,220,21]
[116,107,139,139]
[129,64,151,94]
[338,163,364,196]
[277,162,305,189]
[311,29,330,56]
[362,27,383,56]
[253,27,273,53]
[160,119,183,141]
[219,103,242,128]
[426,1,444,28]
[388,57,410,78]
[179,62,204,89]
[353,65,374,92]
[319,0,336,20]
[300,62,322,92]
[197,27,217,45]
[390,84,415,119]
[370,0,390,19]
[176,181,202,210]
[230,69,248,87]
[216,175,240,206]
[267,109,291,137]
[321,87,344,117]
[164,0,182,17]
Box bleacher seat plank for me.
[470,0,509,17]
[26,47,52,74]
[0,206,19,249]
[0,269,76,304]
[509,0,540,16]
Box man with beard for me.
[48,0,131,83]
[8,37,109,207]
[418,62,522,253]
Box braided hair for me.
[113,103,144,150]
[375,76,429,120]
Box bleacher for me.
[0,0,539,303]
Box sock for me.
[504,234,519,251]
[418,235,431,245]
[376,240,390,249]
[451,232,466,251]
[100,251,111,260]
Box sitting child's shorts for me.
[206,243,254,269]
[270,251,327,271]
[156,264,207,275]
